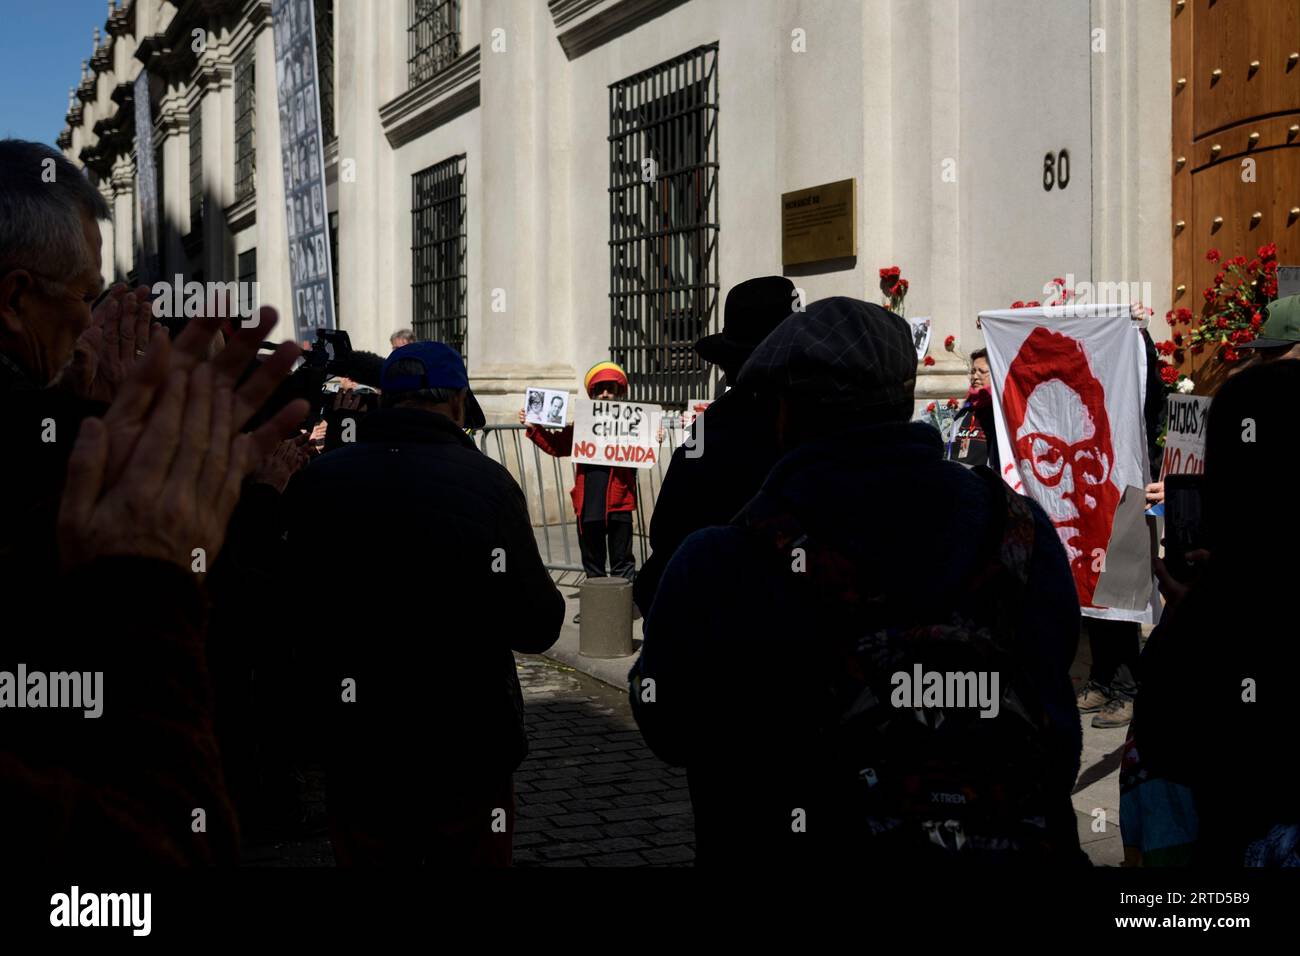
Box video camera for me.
[243,328,384,435]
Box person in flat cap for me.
[632,276,796,616]
[631,296,1087,867]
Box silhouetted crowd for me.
[2,138,1297,869]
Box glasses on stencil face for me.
[1014,431,1109,489]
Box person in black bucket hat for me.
[633,276,797,615]
[695,275,800,395]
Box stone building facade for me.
[60,0,1187,421]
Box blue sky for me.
[0,0,119,145]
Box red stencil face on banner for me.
[1002,327,1121,606]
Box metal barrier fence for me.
[476,422,686,580]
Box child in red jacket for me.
[520,363,639,597]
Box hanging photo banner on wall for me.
[272,0,335,343]
[132,71,161,286]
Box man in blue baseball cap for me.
[281,340,562,866]
[380,341,487,429]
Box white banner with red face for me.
[979,304,1149,620]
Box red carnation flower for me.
[926,401,937,413]
[1251,312,1262,328]
[1052,277,1066,287]
[1010,300,1025,309]
[1156,339,1176,356]
[946,397,959,409]
[879,266,901,279]
[1258,242,1276,260]
[1214,271,1225,285]
[1024,300,1041,308]
[1177,308,1193,323]
[897,278,909,293]
[1222,346,1240,362]
[944,334,955,350]
[1159,365,1180,385]
[1215,316,1229,329]
[1206,248,1221,263]
[923,355,936,367]
[1263,259,1278,274]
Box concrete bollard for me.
[579,576,634,658]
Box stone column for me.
[196,38,233,281]
[473,0,571,420]
[254,22,291,329]
[110,155,135,282]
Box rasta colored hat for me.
[584,361,628,394]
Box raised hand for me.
[99,305,301,485]
[52,284,154,402]
[58,361,309,573]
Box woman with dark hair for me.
[1127,359,1300,866]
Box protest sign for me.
[979,303,1150,621]
[1159,394,1210,480]
[908,316,932,361]
[572,399,663,469]
[273,0,335,343]
[525,387,569,426]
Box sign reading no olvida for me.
[572,399,663,469]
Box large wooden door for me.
[1172,0,1300,318]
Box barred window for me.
[408,0,460,88]
[315,0,335,142]
[411,155,467,358]
[234,45,256,200]
[188,103,203,236]
[238,248,257,286]
[608,45,720,407]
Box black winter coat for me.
[281,407,564,811]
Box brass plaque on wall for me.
[781,178,857,266]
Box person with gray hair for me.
[389,328,415,350]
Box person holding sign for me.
[520,363,641,612]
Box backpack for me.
[735,466,1072,862]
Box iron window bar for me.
[188,103,203,238]
[408,0,460,88]
[234,45,257,201]
[316,0,336,143]
[608,43,720,408]
[411,154,468,361]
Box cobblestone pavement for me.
[512,654,695,867]
[243,653,692,866]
